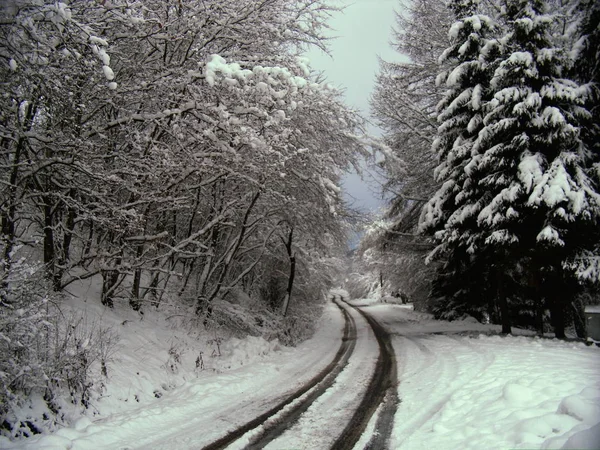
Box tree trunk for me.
[533,274,544,336]
[54,203,76,291]
[527,269,544,336]
[1,147,21,273]
[497,269,511,334]
[101,271,115,308]
[1,195,17,304]
[81,220,94,267]
[486,298,496,324]
[2,102,35,276]
[549,294,567,339]
[130,243,144,311]
[282,255,296,317]
[101,252,122,308]
[571,298,586,339]
[282,226,295,317]
[178,258,196,297]
[535,297,545,336]
[142,259,162,307]
[155,254,178,307]
[43,197,56,287]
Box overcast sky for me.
[305,0,403,214]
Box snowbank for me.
[0,288,344,450]
[363,303,600,450]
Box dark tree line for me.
[368,0,600,337]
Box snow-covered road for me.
[69,299,369,450]
[252,299,379,450]
[4,298,599,450]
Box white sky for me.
[305,0,403,214]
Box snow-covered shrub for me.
[175,287,322,348]
[0,258,118,439]
[163,338,185,373]
[212,299,318,346]
[276,299,324,346]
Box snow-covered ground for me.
[2,292,599,450]
[360,302,600,450]
[0,291,347,450]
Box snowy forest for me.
[0,0,369,437]
[361,0,600,338]
[1,0,600,443]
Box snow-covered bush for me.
[174,287,322,349]
[276,301,324,346]
[0,257,118,439]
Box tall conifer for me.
[471,0,600,337]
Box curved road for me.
[202,298,358,450]
[332,302,398,450]
[201,296,398,450]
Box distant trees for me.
[368,0,600,336]
[368,0,452,307]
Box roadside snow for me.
[0,284,345,450]
[364,303,600,450]
[3,288,598,450]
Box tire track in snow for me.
[331,302,398,450]
[390,334,495,448]
[201,298,357,450]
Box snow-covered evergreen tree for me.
[562,0,600,287]
[419,0,500,322]
[468,0,600,336]
[419,0,600,335]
